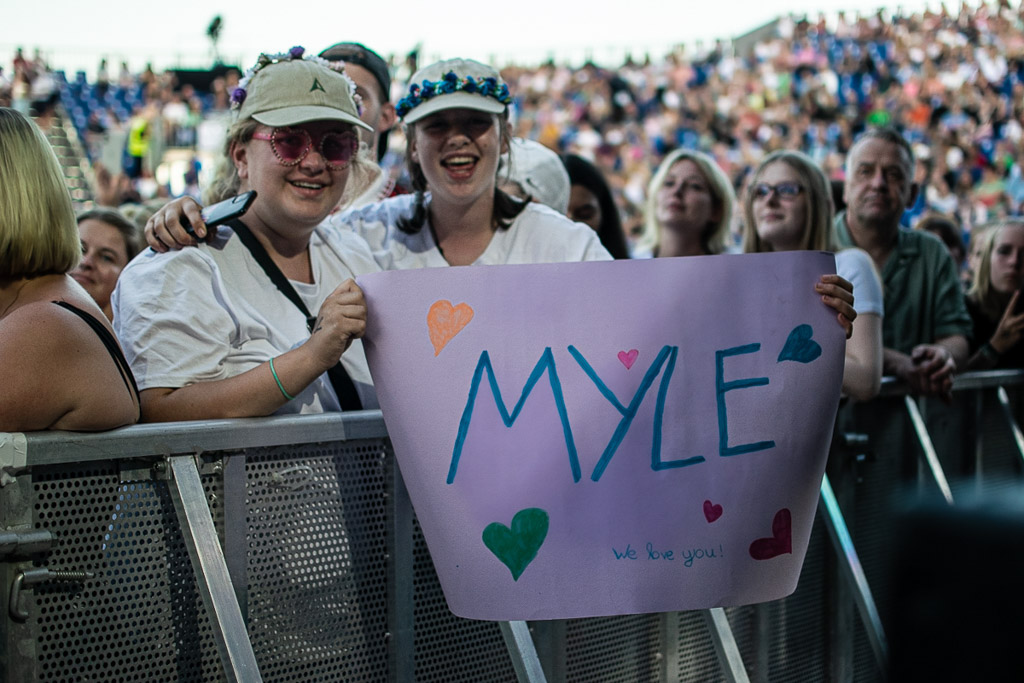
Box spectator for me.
[742,150,883,400]
[319,42,397,164]
[70,208,144,321]
[836,127,972,399]
[966,219,1024,369]
[0,107,139,431]
[498,138,571,214]
[334,57,611,268]
[635,148,735,257]
[563,153,631,259]
[114,47,380,422]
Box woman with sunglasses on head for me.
[742,150,884,400]
[113,48,381,422]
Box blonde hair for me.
[968,219,1024,321]
[0,108,80,278]
[742,150,838,254]
[637,148,734,256]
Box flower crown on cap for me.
[396,71,512,119]
[230,46,363,116]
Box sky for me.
[5,0,941,77]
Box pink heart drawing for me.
[703,500,723,523]
[617,349,639,369]
[748,508,792,560]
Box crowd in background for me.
[3,2,1024,255]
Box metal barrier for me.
[1,371,1022,682]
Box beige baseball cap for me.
[236,56,372,131]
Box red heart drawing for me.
[617,349,639,369]
[748,508,792,560]
[703,500,723,523]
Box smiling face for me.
[69,218,130,316]
[989,223,1024,295]
[654,159,719,239]
[751,161,808,252]
[232,119,351,237]
[409,109,505,210]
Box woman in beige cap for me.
[114,47,381,421]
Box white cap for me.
[499,138,570,214]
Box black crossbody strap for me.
[227,219,363,411]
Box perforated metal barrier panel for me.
[14,462,224,682]
[0,381,1021,682]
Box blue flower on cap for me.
[395,71,513,119]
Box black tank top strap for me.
[53,301,141,418]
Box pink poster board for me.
[358,252,844,620]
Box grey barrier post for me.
[818,474,889,676]
[500,620,548,682]
[168,454,262,683]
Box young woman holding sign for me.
[741,150,883,400]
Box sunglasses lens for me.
[272,130,309,163]
[753,184,771,198]
[779,183,800,197]
[322,132,357,166]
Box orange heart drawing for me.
[427,300,474,356]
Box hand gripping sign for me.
[358,252,844,620]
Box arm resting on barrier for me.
[140,280,366,422]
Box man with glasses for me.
[835,127,971,399]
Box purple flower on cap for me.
[289,46,305,59]
[230,88,246,107]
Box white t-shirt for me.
[112,224,382,414]
[836,247,884,318]
[330,194,612,269]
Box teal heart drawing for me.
[777,324,822,363]
[482,508,549,581]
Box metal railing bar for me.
[19,410,387,465]
[500,620,549,683]
[168,454,262,683]
[704,608,751,683]
[903,396,955,505]
[818,474,889,675]
[996,386,1024,470]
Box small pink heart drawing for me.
[749,508,792,560]
[617,349,639,369]
[427,300,474,356]
[703,500,723,523]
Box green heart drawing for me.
[482,508,549,581]
[778,324,822,363]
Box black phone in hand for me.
[182,191,257,238]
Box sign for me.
[359,252,843,620]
